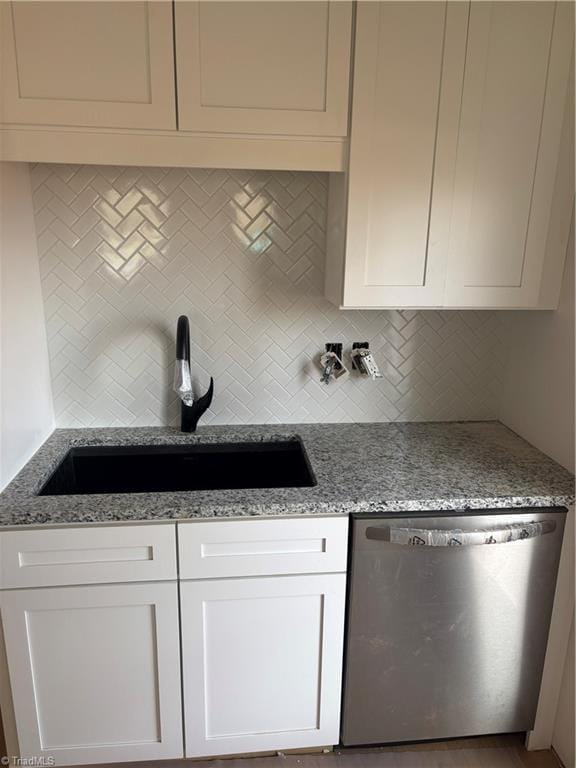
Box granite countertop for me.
[0,421,573,528]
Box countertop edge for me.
[0,494,572,532]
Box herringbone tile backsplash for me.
[31,164,506,428]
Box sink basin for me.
[38,440,316,496]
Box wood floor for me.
[189,736,562,768]
[101,736,562,768]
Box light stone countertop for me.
[0,421,573,528]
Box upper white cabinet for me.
[0,0,351,170]
[444,1,574,308]
[1,1,176,129]
[326,1,574,310]
[326,1,468,308]
[175,1,352,136]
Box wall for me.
[500,245,575,472]
[31,163,506,427]
[500,239,575,767]
[553,620,575,767]
[0,163,54,490]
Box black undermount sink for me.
[38,440,316,496]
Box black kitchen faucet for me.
[173,315,214,432]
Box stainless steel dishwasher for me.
[341,508,566,746]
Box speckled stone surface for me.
[0,422,573,528]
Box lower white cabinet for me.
[0,582,183,766]
[181,573,347,757]
[0,517,348,765]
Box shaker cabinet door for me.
[444,1,574,308]
[332,1,469,308]
[181,574,346,757]
[327,0,573,311]
[1,1,176,129]
[0,583,183,766]
[175,1,352,137]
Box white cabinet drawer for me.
[178,517,348,579]
[0,524,177,589]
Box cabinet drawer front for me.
[178,517,348,579]
[0,524,177,588]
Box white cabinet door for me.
[175,1,352,137]
[444,1,574,309]
[326,0,573,311]
[181,573,346,757]
[1,583,183,766]
[326,1,469,308]
[1,1,176,129]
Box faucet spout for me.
[173,315,214,432]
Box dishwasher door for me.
[341,509,566,746]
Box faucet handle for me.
[181,377,214,432]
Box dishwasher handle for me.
[365,519,557,547]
